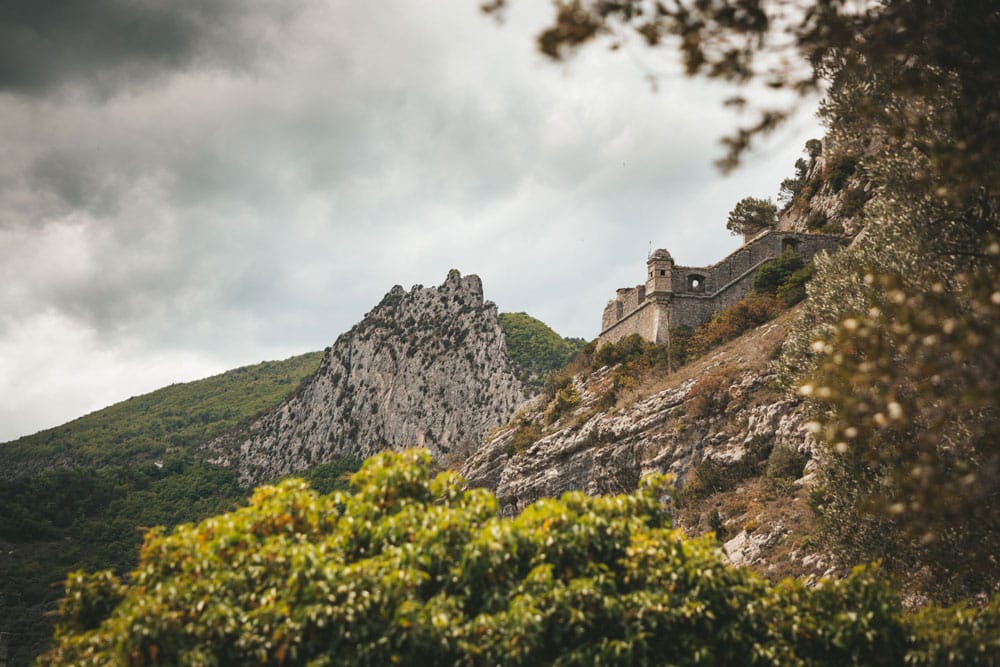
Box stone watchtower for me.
[599,248,677,346]
[646,248,674,296]
[598,231,847,348]
[643,249,674,344]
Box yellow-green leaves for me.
[41,449,1000,666]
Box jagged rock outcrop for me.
[461,315,814,514]
[460,311,830,577]
[207,270,523,484]
[777,139,872,237]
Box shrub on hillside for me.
[668,325,694,368]
[826,153,859,192]
[686,293,783,359]
[841,186,870,218]
[806,210,829,231]
[684,372,732,419]
[543,384,581,424]
[591,334,667,371]
[765,445,810,481]
[775,264,815,306]
[40,450,1000,666]
[753,249,806,296]
[508,419,542,456]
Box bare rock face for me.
[208,270,523,484]
[458,312,835,578]
[462,366,813,516]
[460,317,815,516]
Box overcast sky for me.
[0,0,821,442]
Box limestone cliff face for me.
[208,270,523,484]
[462,318,812,514]
[777,141,872,238]
[460,311,831,577]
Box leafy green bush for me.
[708,508,727,540]
[684,372,732,419]
[806,210,829,231]
[40,450,1000,666]
[668,325,694,368]
[775,264,815,306]
[54,571,124,637]
[753,249,806,296]
[293,457,363,494]
[841,186,870,218]
[819,219,845,235]
[591,334,667,371]
[508,420,543,456]
[765,445,809,481]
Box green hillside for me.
[2,311,579,664]
[0,351,366,666]
[499,312,588,393]
[2,351,325,475]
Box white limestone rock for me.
[461,365,814,517]
[206,270,524,484]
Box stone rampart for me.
[598,299,672,345]
[598,231,845,345]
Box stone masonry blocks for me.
[598,231,845,346]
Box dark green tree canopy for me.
[726,196,777,236]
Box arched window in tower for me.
[687,274,706,293]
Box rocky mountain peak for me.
[206,270,523,484]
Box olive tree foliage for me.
[40,450,1000,665]
[778,138,822,207]
[789,186,1000,598]
[775,173,1000,596]
[765,6,1000,596]
[726,196,777,236]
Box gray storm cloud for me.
[0,0,301,96]
[0,0,820,441]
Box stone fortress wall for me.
[599,230,846,346]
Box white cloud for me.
[0,311,228,441]
[0,0,822,441]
